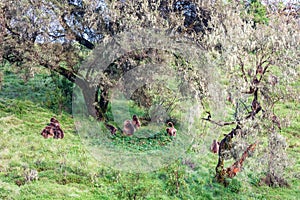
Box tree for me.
[0,0,299,185]
[0,0,211,120]
[198,1,299,185]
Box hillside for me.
[0,67,299,199]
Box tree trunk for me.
[76,78,108,121]
[82,85,98,119]
[99,88,109,118]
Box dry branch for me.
[226,142,257,178]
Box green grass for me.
[0,66,72,114]
[0,68,299,199]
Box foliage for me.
[0,0,213,120]
[0,70,3,90]
[197,0,299,185]
[247,0,269,25]
[0,0,299,194]
[0,64,73,114]
[226,178,242,193]
[48,72,73,113]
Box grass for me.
[0,67,299,199]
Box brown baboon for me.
[53,126,64,139]
[41,117,64,139]
[123,120,135,136]
[50,117,60,127]
[210,139,220,154]
[166,122,176,136]
[132,115,141,130]
[105,124,117,135]
[41,125,54,138]
[272,114,281,130]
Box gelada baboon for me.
[166,122,176,136]
[105,124,117,135]
[41,117,64,139]
[41,125,54,138]
[210,139,220,154]
[123,120,135,136]
[50,117,59,127]
[122,115,141,136]
[132,115,141,130]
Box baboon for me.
[50,117,64,139]
[123,120,135,136]
[105,124,117,135]
[53,126,64,139]
[166,122,176,136]
[41,125,54,138]
[121,115,140,136]
[272,114,281,130]
[210,139,220,154]
[50,117,60,127]
[41,117,64,139]
[132,115,141,130]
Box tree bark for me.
[75,77,98,118]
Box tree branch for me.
[226,142,257,178]
[60,12,95,49]
[201,117,236,126]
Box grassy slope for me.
[0,70,299,199]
